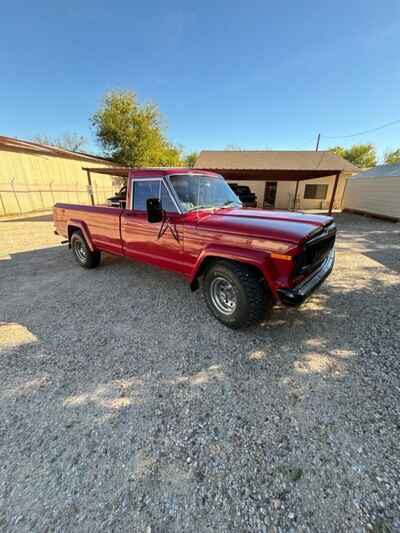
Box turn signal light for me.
[271,253,293,261]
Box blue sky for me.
[1,0,399,159]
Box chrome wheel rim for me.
[73,238,87,262]
[210,277,237,315]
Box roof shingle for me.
[194,150,359,173]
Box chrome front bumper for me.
[277,249,335,307]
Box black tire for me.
[70,231,101,269]
[203,260,273,328]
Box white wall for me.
[343,175,400,219]
[0,149,117,216]
[275,174,348,209]
[228,174,350,210]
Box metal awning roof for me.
[82,158,347,215]
[351,163,400,179]
[195,169,340,181]
[82,150,359,181]
[81,167,219,177]
[82,166,130,177]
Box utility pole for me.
[315,133,321,151]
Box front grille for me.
[294,223,336,276]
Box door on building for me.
[264,181,277,208]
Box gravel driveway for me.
[0,212,399,532]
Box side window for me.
[160,182,178,213]
[304,184,328,200]
[133,180,160,210]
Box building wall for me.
[229,174,349,210]
[227,180,266,208]
[0,150,117,216]
[343,174,400,219]
[276,174,349,210]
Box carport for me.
[82,166,129,205]
[194,150,359,214]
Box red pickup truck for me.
[53,168,336,328]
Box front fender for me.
[189,244,279,297]
[68,219,95,252]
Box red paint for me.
[53,168,335,303]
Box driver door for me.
[121,178,190,274]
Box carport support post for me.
[0,193,6,215]
[293,180,299,210]
[86,170,95,206]
[328,171,341,215]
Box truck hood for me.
[195,208,334,244]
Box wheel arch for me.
[67,219,95,251]
[189,248,277,297]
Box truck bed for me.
[54,203,124,256]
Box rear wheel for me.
[70,231,101,269]
[203,260,273,328]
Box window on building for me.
[304,184,328,200]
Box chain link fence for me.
[0,179,115,216]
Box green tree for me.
[32,133,87,152]
[328,145,345,158]
[184,151,199,167]
[329,144,377,168]
[91,91,182,167]
[384,148,400,165]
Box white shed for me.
[343,163,400,221]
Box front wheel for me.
[203,261,273,328]
[70,231,101,269]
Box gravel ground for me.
[0,211,399,533]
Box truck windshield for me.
[169,174,242,212]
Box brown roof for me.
[0,135,117,165]
[195,150,359,173]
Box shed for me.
[343,163,400,221]
[194,150,358,213]
[0,135,121,216]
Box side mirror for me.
[146,197,163,223]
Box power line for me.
[321,118,400,139]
